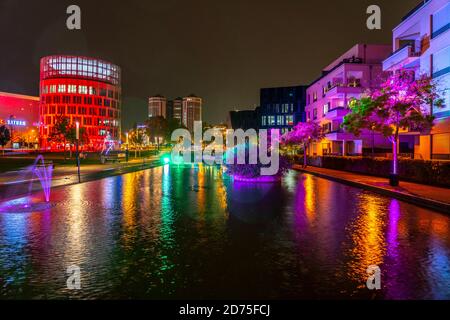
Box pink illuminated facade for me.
[0,92,40,148]
[383,0,450,160]
[305,44,392,156]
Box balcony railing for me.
[383,44,420,71]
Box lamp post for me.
[75,121,81,183]
[125,132,129,162]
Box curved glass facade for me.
[39,55,121,151]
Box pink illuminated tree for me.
[343,70,445,186]
[281,121,324,168]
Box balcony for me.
[383,44,420,71]
[323,107,349,121]
[323,80,363,98]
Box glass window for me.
[323,103,329,115]
[78,85,88,94]
[433,46,450,77]
[277,115,284,125]
[285,115,294,126]
[58,84,66,93]
[433,4,450,38]
[68,85,77,93]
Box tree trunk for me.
[303,144,308,168]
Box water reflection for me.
[0,167,450,299]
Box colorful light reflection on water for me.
[0,166,449,299]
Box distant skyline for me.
[0,0,421,129]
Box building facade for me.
[228,108,260,131]
[382,0,450,160]
[167,97,183,125]
[259,86,307,134]
[39,55,122,151]
[148,95,167,118]
[305,44,392,156]
[0,91,40,148]
[182,95,202,132]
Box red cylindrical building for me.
[39,55,121,151]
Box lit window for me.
[323,103,329,114]
[78,86,88,94]
[261,116,267,126]
[68,85,77,93]
[277,115,284,125]
[49,85,56,93]
[58,84,66,93]
[286,115,294,126]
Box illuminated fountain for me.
[0,155,54,213]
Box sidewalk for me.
[292,165,450,214]
[0,157,161,201]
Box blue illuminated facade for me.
[259,85,307,133]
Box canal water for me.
[0,165,449,299]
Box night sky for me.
[0,0,421,130]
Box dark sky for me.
[0,0,420,130]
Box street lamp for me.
[75,121,81,183]
[125,132,129,162]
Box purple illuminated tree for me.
[343,70,445,186]
[281,121,325,168]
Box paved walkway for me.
[292,165,450,214]
[0,157,161,201]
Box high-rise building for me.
[148,95,167,119]
[182,94,202,132]
[39,55,122,150]
[167,97,183,125]
[382,0,450,160]
[259,86,307,134]
[305,44,392,156]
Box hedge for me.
[294,155,450,187]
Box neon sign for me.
[7,120,27,126]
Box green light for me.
[162,156,171,164]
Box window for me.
[277,115,284,126]
[267,116,275,126]
[313,92,318,102]
[58,84,66,93]
[49,85,56,93]
[62,96,71,104]
[73,96,82,104]
[313,109,318,120]
[261,116,267,126]
[78,85,88,94]
[323,103,330,115]
[104,99,111,107]
[68,85,77,93]
[433,4,450,38]
[286,115,294,126]
[433,46,450,78]
[100,89,107,97]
